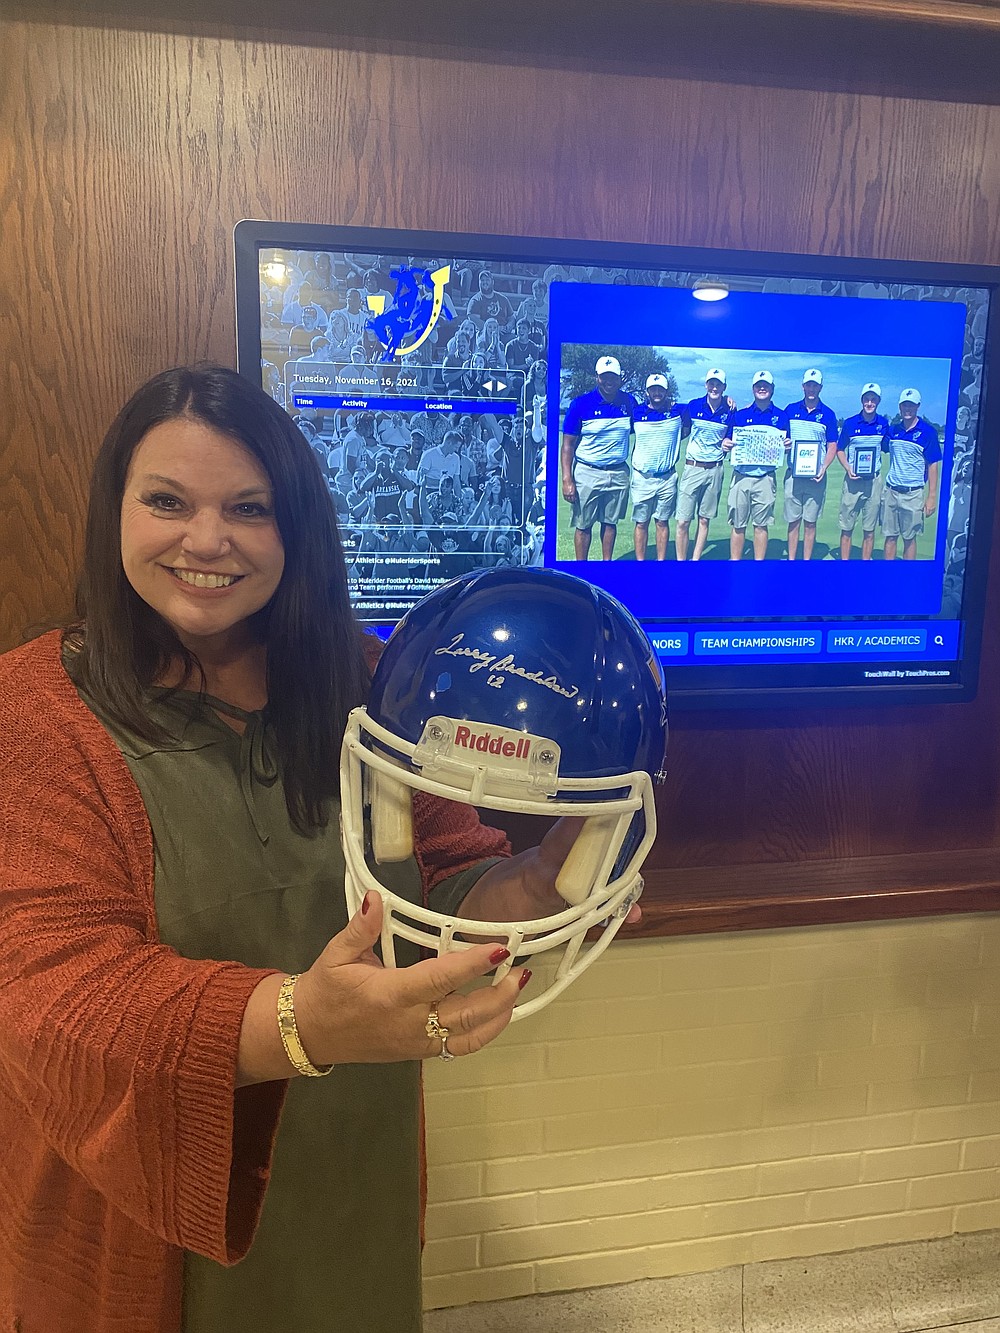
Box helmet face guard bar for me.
[340,706,657,1018]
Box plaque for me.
[848,434,880,479]
[789,419,826,480]
[853,445,877,478]
[791,437,822,479]
[731,423,785,469]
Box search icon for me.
[933,634,945,647]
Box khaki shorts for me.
[882,485,925,541]
[728,471,776,530]
[676,461,725,521]
[783,473,828,525]
[839,475,883,534]
[571,461,630,530]
[631,470,678,525]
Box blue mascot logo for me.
[366,264,452,362]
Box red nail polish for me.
[489,947,510,966]
[361,892,371,916]
[518,970,532,990]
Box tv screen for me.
[234,221,998,710]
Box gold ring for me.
[425,1003,455,1061]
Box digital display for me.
[235,222,997,709]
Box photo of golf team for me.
[559,349,950,564]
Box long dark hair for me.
[69,364,370,833]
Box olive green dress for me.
[69,669,489,1333]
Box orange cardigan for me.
[0,632,506,1333]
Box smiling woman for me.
[0,364,598,1333]
[70,364,365,825]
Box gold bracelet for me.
[276,974,333,1077]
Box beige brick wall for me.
[422,913,1000,1310]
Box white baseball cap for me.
[705,368,727,385]
[802,368,823,385]
[646,373,669,389]
[899,388,921,404]
[752,370,775,386]
[861,382,882,399]
[595,356,622,376]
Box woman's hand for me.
[236,893,529,1085]
[457,818,643,928]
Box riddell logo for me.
[454,726,531,760]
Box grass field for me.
[556,465,940,562]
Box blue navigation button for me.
[694,629,822,656]
[827,628,926,653]
[650,632,689,657]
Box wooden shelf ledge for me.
[631,846,1000,937]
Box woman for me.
[325,308,355,361]
[0,366,584,1333]
[475,317,507,371]
[484,472,515,528]
[524,356,548,448]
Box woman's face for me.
[120,417,285,653]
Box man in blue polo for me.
[837,382,889,561]
[723,371,790,560]
[630,373,685,560]
[561,354,635,560]
[675,368,734,561]
[883,387,941,561]
[784,369,839,560]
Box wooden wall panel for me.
[2,13,999,922]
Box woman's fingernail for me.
[489,947,510,966]
[361,892,372,916]
[518,969,532,990]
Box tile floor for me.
[425,1230,1000,1332]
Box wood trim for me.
[695,0,1000,31]
[8,0,1000,106]
[628,848,1000,937]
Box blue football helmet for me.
[340,567,668,1017]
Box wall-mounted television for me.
[234,221,998,711]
